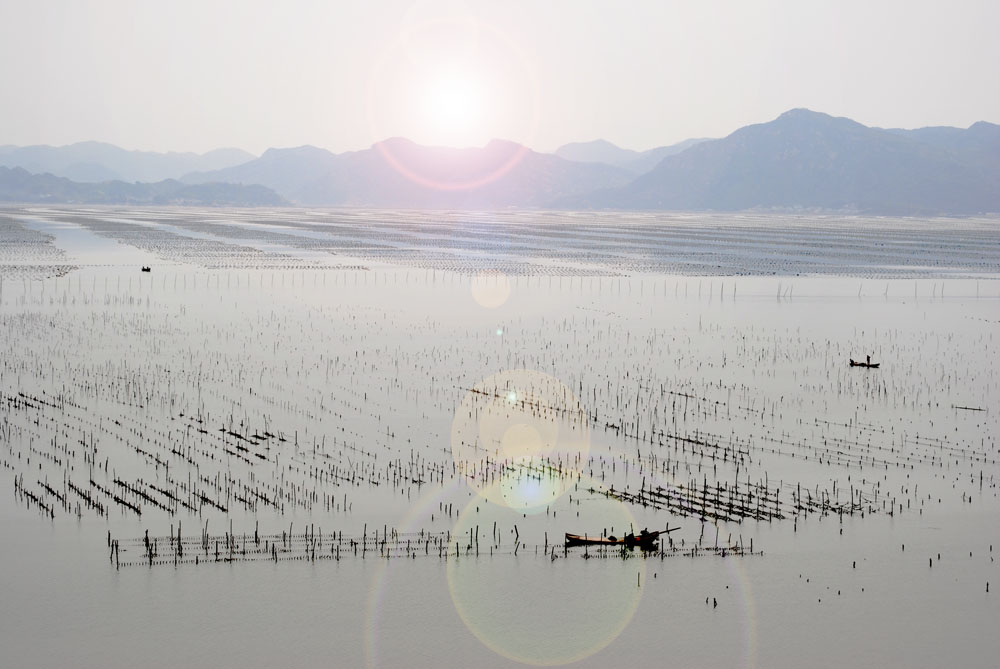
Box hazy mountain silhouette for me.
[555,138,708,174]
[623,139,711,174]
[184,138,634,207]
[0,142,255,183]
[572,109,1000,214]
[555,140,641,167]
[0,166,284,205]
[7,110,996,213]
[183,145,342,204]
[885,121,1000,168]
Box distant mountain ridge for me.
[572,109,1000,215]
[885,122,1000,167]
[184,138,635,207]
[554,139,642,167]
[183,145,342,204]
[0,142,255,183]
[554,137,709,174]
[3,109,998,213]
[0,166,284,206]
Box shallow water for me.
[1,207,998,668]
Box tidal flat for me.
[1,206,998,668]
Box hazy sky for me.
[1,0,998,155]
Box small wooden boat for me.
[849,359,880,368]
[565,527,678,548]
[141,266,151,272]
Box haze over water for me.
[0,207,997,667]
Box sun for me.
[421,72,486,141]
[366,14,540,175]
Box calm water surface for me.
[1,207,997,667]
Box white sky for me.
[1,0,998,154]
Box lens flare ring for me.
[470,270,512,308]
[451,369,591,513]
[446,476,646,666]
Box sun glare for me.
[366,12,540,187]
[422,74,485,137]
[368,13,538,153]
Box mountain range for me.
[578,109,1000,214]
[0,166,284,206]
[553,137,709,175]
[1,109,997,214]
[183,138,635,208]
[0,142,254,183]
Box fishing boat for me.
[565,526,677,548]
[849,359,880,368]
